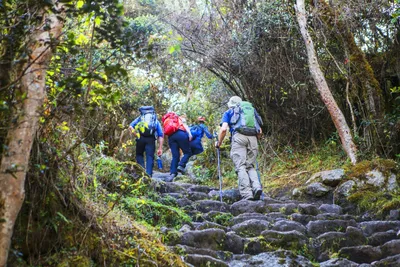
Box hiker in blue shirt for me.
[189,116,213,156]
[216,96,263,201]
[129,106,164,177]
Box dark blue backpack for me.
[189,124,203,139]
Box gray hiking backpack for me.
[230,101,263,136]
[139,106,157,137]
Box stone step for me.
[339,245,382,264]
[291,212,357,226]
[184,254,228,267]
[188,184,217,194]
[261,230,308,251]
[337,239,400,264]
[371,254,400,266]
[359,221,400,237]
[228,250,314,266]
[231,219,270,238]
[230,200,296,216]
[230,200,270,216]
[271,219,307,234]
[306,219,358,237]
[157,178,400,267]
[230,213,272,225]
[314,227,367,262]
[187,191,210,201]
[367,230,400,246]
[179,228,226,250]
[173,244,233,262]
[155,181,187,194]
[208,189,241,204]
[203,211,233,227]
[194,221,228,232]
[193,200,230,213]
[319,258,359,267]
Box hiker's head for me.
[227,96,242,108]
[197,116,206,123]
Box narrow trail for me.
[152,172,400,267]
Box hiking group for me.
[129,96,264,201]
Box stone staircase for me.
[152,173,400,267]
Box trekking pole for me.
[255,160,264,200]
[215,134,223,202]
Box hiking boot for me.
[165,173,177,182]
[253,188,263,201]
[177,166,185,175]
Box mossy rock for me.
[344,159,398,180]
[205,211,233,227]
[174,174,194,184]
[332,159,400,217]
[162,229,183,245]
[123,197,191,228]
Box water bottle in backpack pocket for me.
[139,106,157,137]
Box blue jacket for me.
[198,123,213,139]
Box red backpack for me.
[162,112,184,136]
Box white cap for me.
[227,96,242,108]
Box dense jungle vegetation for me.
[0,0,399,266]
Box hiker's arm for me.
[157,137,164,156]
[129,118,140,135]
[183,123,193,141]
[254,109,263,139]
[216,122,228,148]
[257,128,263,139]
[204,125,213,139]
[156,122,164,156]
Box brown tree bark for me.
[0,5,65,266]
[295,0,357,164]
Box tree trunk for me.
[312,0,384,154]
[295,0,357,164]
[0,6,65,266]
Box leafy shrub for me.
[123,197,191,229]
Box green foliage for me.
[207,212,233,227]
[260,141,347,197]
[348,191,400,218]
[190,142,237,189]
[391,0,400,24]
[123,197,191,229]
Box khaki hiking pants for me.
[230,133,262,199]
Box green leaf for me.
[169,44,181,54]
[76,0,84,9]
[57,212,71,223]
[76,33,88,45]
[95,16,101,26]
[168,46,175,54]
